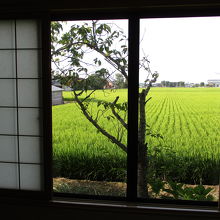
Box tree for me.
[193,83,200,87]
[53,73,86,90]
[86,73,107,90]
[178,81,185,87]
[114,73,127,88]
[200,82,205,87]
[51,20,159,198]
[161,81,185,87]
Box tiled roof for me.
[52,85,64,91]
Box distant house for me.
[52,85,64,105]
[62,85,73,91]
[139,83,145,88]
[152,83,162,87]
[51,79,62,88]
[185,83,195,88]
[103,80,114,89]
[207,79,220,87]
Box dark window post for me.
[127,16,139,202]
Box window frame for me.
[0,13,52,201]
[50,12,219,208]
[0,5,219,213]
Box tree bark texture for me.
[137,89,148,198]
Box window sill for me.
[51,197,220,217]
[0,196,219,219]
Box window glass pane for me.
[138,17,220,202]
[16,20,39,48]
[18,108,41,136]
[0,79,16,106]
[0,163,19,189]
[0,108,17,135]
[17,50,41,78]
[18,79,41,107]
[0,50,16,78]
[52,20,128,197]
[20,164,42,190]
[0,20,15,48]
[0,136,17,162]
[19,137,42,163]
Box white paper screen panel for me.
[18,79,41,107]
[0,163,19,189]
[18,108,41,136]
[17,50,41,78]
[16,20,39,49]
[0,108,17,134]
[0,20,15,48]
[0,136,18,162]
[19,137,42,163]
[0,79,16,106]
[0,19,43,191]
[20,164,42,190]
[0,51,16,78]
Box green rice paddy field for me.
[52,88,220,185]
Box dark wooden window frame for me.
[0,13,52,201]
[51,10,220,208]
[0,5,219,214]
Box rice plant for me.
[53,87,220,185]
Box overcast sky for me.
[61,17,220,83]
[140,17,220,83]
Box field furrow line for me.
[148,96,169,133]
[146,96,167,128]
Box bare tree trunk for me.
[137,89,148,198]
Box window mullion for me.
[41,17,53,200]
[127,16,139,202]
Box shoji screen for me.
[0,20,43,191]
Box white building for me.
[185,83,194,87]
[52,85,64,105]
[207,79,220,87]
[62,85,73,91]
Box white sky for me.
[58,17,220,84]
[140,17,220,83]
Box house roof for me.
[52,85,64,92]
[208,79,220,82]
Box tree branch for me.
[145,97,152,104]
[81,90,96,102]
[74,91,127,153]
[110,96,128,130]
